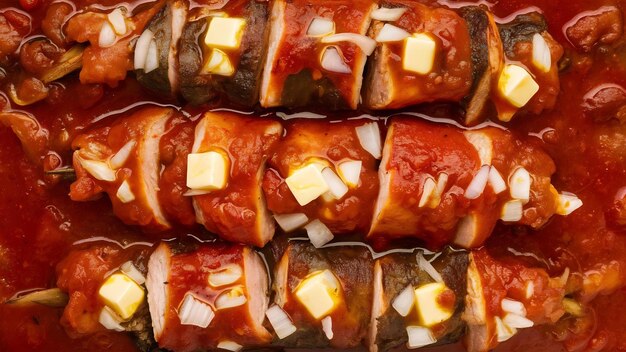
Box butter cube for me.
[204,17,246,49]
[414,282,454,327]
[186,151,229,191]
[498,64,539,108]
[98,273,145,320]
[201,48,235,76]
[294,270,341,320]
[285,164,329,206]
[402,33,437,75]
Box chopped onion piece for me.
[321,33,377,56]
[304,219,334,248]
[208,264,243,287]
[144,39,159,74]
[178,293,215,328]
[500,200,523,222]
[274,213,309,232]
[488,166,507,194]
[307,17,335,37]
[108,8,127,35]
[465,165,490,199]
[509,167,531,202]
[320,46,351,74]
[525,281,535,299]
[418,176,436,208]
[99,307,125,331]
[322,168,349,200]
[99,22,116,48]
[266,305,297,339]
[322,316,333,340]
[502,313,534,329]
[391,285,415,317]
[495,316,517,342]
[417,252,443,283]
[134,30,154,70]
[80,158,116,182]
[501,298,527,317]
[375,23,410,42]
[406,326,436,349]
[183,189,212,196]
[215,287,247,310]
[109,140,136,169]
[217,341,242,352]
[120,261,145,285]
[116,180,135,203]
[355,122,382,159]
[532,33,551,73]
[556,193,583,215]
[371,7,407,21]
[337,160,361,187]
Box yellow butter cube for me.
[498,64,539,108]
[402,33,437,75]
[98,273,145,320]
[202,49,235,76]
[294,270,341,320]
[414,282,454,327]
[204,17,246,49]
[186,151,229,191]
[285,164,329,206]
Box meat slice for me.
[191,111,282,247]
[260,0,376,109]
[70,107,174,230]
[146,242,272,352]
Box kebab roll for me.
[369,248,468,352]
[189,112,283,247]
[178,0,269,106]
[269,241,373,348]
[146,242,272,351]
[70,106,175,230]
[364,2,473,110]
[262,119,380,245]
[260,0,376,109]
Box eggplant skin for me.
[498,12,548,58]
[280,69,348,110]
[136,6,172,95]
[178,20,215,105]
[458,6,490,105]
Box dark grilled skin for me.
[135,3,173,95]
[280,70,349,110]
[498,12,548,58]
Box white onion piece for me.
[144,39,159,74]
[371,7,407,22]
[120,261,145,285]
[183,189,212,196]
[178,293,215,328]
[134,30,154,70]
[274,213,309,232]
[355,122,382,159]
[501,298,527,317]
[304,219,334,248]
[209,264,243,287]
[525,281,535,299]
[98,22,117,48]
[80,159,116,182]
[509,167,531,203]
[215,287,247,310]
[337,160,361,187]
[99,307,125,331]
[322,168,349,200]
[321,33,377,56]
[465,165,490,199]
[418,176,436,208]
[320,46,352,74]
[502,313,534,329]
[406,326,437,349]
[108,8,127,35]
[532,33,551,73]
[391,285,415,317]
[375,23,410,43]
[417,252,443,283]
[556,193,583,215]
[217,341,243,352]
[435,173,449,201]
[116,180,135,203]
[109,140,136,169]
[500,200,523,222]
[495,316,517,342]
[322,316,333,340]
[307,17,335,37]
[488,166,507,194]
[266,305,297,339]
